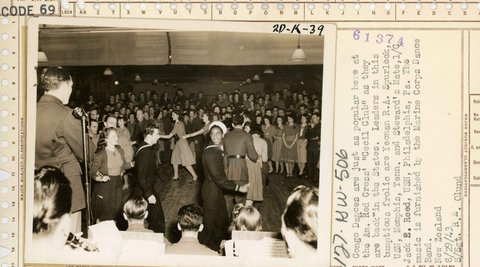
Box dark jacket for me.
[305,123,321,151]
[203,144,239,192]
[199,144,239,251]
[134,141,157,199]
[35,94,94,212]
[133,141,165,234]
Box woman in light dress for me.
[272,116,285,174]
[281,114,298,177]
[159,109,198,182]
[244,124,268,206]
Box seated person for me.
[229,204,263,232]
[220,204,262,254]
[281,185,318,258]
[123,197,152,233]
[166,204,218,256]
[32,166,98,262]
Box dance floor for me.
[147,164,318,242]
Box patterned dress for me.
[281,124,298,163]
[262,124,275,159]
[170,120,196,166]
[272,126,284,162]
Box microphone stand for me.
[80,113,92,228]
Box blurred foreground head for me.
[281,185,318,258]
[32,166,72,254]
[33,166,72,235]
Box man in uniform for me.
[223,113,258,216]
[133,123,165,233]
[35,67,94,233]
[305,112,321,184]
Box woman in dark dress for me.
[198,121,249,252]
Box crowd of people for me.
[33,66,320,261]
[83,84,322,183]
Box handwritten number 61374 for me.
[353,30,404,47]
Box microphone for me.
[72,107,87,119]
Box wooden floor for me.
[150,163,318,242]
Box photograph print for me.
[27,21,324,265]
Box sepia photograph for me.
[25,19,330,266]
[0,1,476,267]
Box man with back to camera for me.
[166,204,218,255]
[223,113,258,216]
[123,197,153,233]
[35,66,94,233]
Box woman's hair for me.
[276,116,284,126]
[249,123,263,137]
[33,166,72,234]
[171,108,184,121]
[117,115,125,123]
[39,67,72,92]
[95,127,117,153]
[123,197,148,220]
[263,115,272,125]
[230,204,262,232]
[202,111,211,121]
[282,185,318,249]
[286,112,297,123]
[211,112,220,121]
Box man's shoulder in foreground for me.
[165,237,218,256]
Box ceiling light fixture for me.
[166,32,172,64]
[103,67,113,75]
[38,47,48,62]
[263,67,274,74]
[290,34,307,62]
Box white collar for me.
[205,144,223,151]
